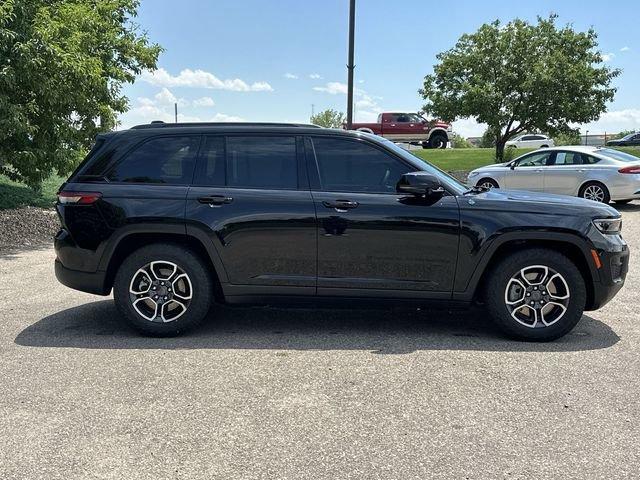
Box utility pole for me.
[174,103,178,123]
[311,103,315,119]
[346,0,356,129]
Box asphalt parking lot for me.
[1,206,639,480]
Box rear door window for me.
[107,136,200,184]
[226,136,297,189]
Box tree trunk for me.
[495,138,506,162]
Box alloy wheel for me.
[504,265,570,328]
[583,184,605,202]
[129,260,193,322]
[479,181,496,189]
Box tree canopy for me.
[310,109,346,128]
[0,0,162,188]
[419,15,619,160]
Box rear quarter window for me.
[106,135,200,184]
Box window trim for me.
[306,134,420,195]
[193,134,226,187]
[103,134,202,186]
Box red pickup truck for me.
[347,112,452,149]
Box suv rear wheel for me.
[485,248,586,341]
[113,243,213,336]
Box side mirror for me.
[397,172,445,198]
[510,162,516,170]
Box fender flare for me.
[454,230,599,301]
[97,222,229,284]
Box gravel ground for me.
[0,207,58,252]
[1,204,639,479]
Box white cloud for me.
[620,46,631,52]
[602,52,615,62]
[313,81,349,95]
[140,68,274,92]
[154,87,177,105]
[579,108,640,133]
[284,73,299,79]
[309,73,322,79]
[209,113,245,122]
[451,118,487,138]
[193,96,216,107]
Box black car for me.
[606,132,640,147]
[55,122,629,341]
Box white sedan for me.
[505,134,554,149]
[467,146,640,204]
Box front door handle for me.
[198,195,233,206]
[322,199,359,212]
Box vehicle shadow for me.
[614,202,640,212]
[15,300,619,354]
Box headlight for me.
[468,171,479,177]
[593,218,622,234]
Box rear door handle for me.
[198,195,233,206]
[322,199,359,212]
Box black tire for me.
[614,199,632,205]
[427,133,448,149]
[477,178,499,189]
[485,248,586,341]
[579,181,610,204]
[113,243,213,336]
[540,144,549,148]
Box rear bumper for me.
[54,259,110,296]
[588,247,629,310]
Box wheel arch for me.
[103,231,225,302]
[428,127,449,140]
[356,127,375,134]
[459,234,599,310]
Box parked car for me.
[55,123,627,341]
[505,134,554,149]
[468,146,640,204]
[347,112,452,149]
[606,132,640,147]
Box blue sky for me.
[119,0,640,137]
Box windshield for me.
[375,137,467,194]
[598,148,640,163]
[621,133,637,141]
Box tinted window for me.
[311,137,412,193]
[396,114,411,122]
[515,152,551,167]
[195,136,225,186]
[107,136,199,184]
[227,136,297,189]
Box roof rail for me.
[130,121,322,130]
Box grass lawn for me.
[414,146,640,172]
[0,175,63,210]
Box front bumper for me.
[588,246,629,310]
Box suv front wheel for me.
[113,243,213,336]
[485,248,586,341]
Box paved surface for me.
[1,206,640,479]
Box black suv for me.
[55,123,629,341]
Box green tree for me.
[310,109,346,128]
[449,132,473,148]
[553,130,581,146]
[419,15,619,162]
[0,0,162,188]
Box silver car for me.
[467,146,640,204]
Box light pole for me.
[346,0,356,129]
[585,130,589,145]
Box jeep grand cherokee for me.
[54,123,629,341]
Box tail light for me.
[57,191,102,204]
[618,165,640,174]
